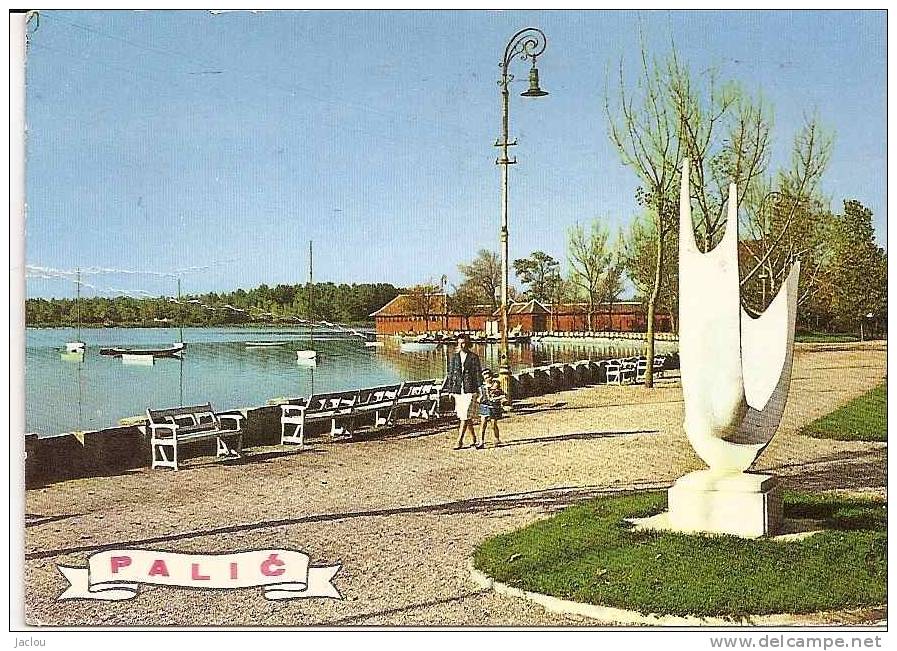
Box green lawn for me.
[473,491,886,618]
[801,383,887,441]
[795,332,860,343]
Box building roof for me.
[491,299,551,317]
[371,294,644,318]
[369,293,449,317]
[543,301,646,315]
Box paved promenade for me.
[23,342,886,626]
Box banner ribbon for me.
[57,549,342,602]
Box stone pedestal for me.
[667,470,783,538]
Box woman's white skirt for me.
[453,393,477,421]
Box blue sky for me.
[25,9,886,299]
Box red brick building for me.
[547,301,672,332]
[370,294,671,335]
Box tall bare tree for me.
[567,221,616,331]
[739,116,835,313]
[448,280,481,332]
[607,40,813,386]
[667,51,771,251]
[407,282,440,333]
[606,45,682,386]
[458,249,502,309]
[623,214,679,332]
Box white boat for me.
[297,240,320,365]
[65,341,85,354]
[400,341,438,353]
[62,269,86,358]
[364,340,384,347]
[100,342,185,357]
[246,341,287,347]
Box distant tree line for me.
[25,282,401,327]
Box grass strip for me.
[473,491,886,618]
[801,383,886,442]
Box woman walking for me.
[446,333,483,449]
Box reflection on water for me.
[25,328,677,437]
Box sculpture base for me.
[665,470,783,538]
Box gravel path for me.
[22,342,886,626]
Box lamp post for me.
[496,27,548,397]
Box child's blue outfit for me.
[478,385,504,419]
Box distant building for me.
[369,293,671,335]
[547,301,672,333]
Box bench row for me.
[146,379,447,470]
[510,355,678,397]
[144,357,678,471]
[275,379,446,447]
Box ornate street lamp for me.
[495,27,548,396]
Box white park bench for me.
[146,403,244,471]
[635,355,668,383]
[605,358,636,385]
[395,378,445,420]
[354,383,403,428]
[279,389,360,446]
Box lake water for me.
[24,327,677,437]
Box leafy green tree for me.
[827,201,887,340]
[598,235,627,327]
[544,270,575,332]
[513,251,560,304]
[26,282,401,327]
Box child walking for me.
[477,369,505,448]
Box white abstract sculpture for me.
[667,160,800,538]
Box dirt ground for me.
[21,342,887,627]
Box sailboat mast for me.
[177,277,183,344]
[75,267,81,341]
[309,240,314,345]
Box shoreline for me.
[22,342,886,626]
[24,322,378,330]
[23,353,670,480]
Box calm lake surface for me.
[25,327,677,437]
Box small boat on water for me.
[364,340,384,348]
[246,341,287,348]
[399,341,438,353]
[296,240,320,365]
[64,341,86,354]
[62,269,86,360]
[99,342,186,358]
